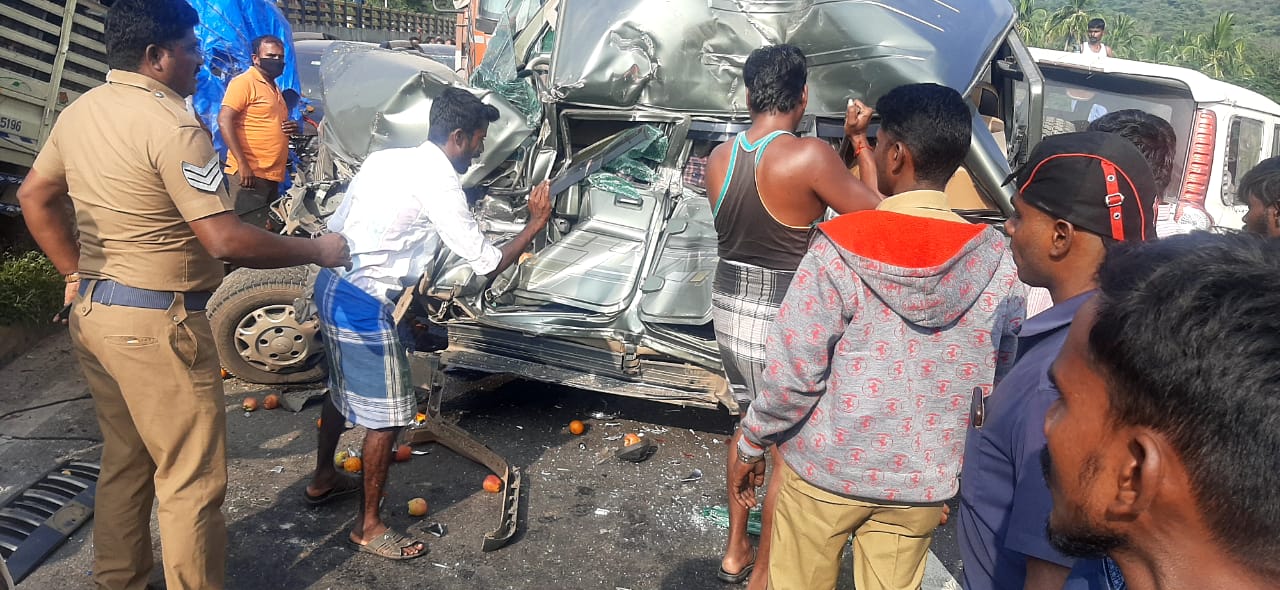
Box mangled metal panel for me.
[317,42,535,186]
[549,0,1015,116]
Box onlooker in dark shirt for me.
[957,132,1158,590]
[1240,156,1280,237]
[1044,231,1280,590]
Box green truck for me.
[0,0,109,212]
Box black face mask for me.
[258,57,284,78]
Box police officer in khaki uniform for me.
[17,1,350,588]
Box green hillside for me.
[1024,0,1280,102]
[1073,0,1280,45]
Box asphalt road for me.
[0,332,963,589]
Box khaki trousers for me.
[69,287,227,590]
[768,462,943,590]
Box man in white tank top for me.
[1079,18,1115,57]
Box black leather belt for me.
[79,279,212,311]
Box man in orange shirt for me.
[218,34,296,226]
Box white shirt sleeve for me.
[418,172,502,276]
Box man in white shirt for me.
[303,87,551,560]
[1079,18,1115,58]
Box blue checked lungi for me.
[711,259,796,406]
[314,268,415,429]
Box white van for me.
[1030,48,1280,233]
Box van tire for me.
[209,267,326,385]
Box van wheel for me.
[209,267,327,385]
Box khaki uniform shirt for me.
[876,189,968,223]
[31,70,235,292]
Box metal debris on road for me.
[681,469,703,483]
[411,449,430,455]
[589,411,618,420]
[603,434,623,441]
[432,562,450,569]
[594,508,610,516]
[578,442,587,450]
[642,427,668,434]
[268,466,284,474]
[603,422,621,427]
[426,522,447,538]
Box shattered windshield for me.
[587,125,668,200]
[469,0,542,129]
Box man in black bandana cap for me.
[958,131,1158,590]
[218,34,297,226]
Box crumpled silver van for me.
[209,0,1045,413]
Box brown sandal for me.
[348,528,428,561]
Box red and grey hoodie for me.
[739,192,1023,504]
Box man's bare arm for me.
[844,99,879,191]
[217,106,254,188]
[802,141,882,214]
[188,211,350,269]
[16,169,78,275]
[1023,556,1071,590]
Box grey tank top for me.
[712,130,814,271]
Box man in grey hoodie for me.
[730,83,1024,590]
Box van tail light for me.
[1173,109,1217,230]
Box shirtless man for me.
[704,43,880,587]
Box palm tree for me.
[1011,0,1059,49]
[1191,12,1253,80]
[1103,13,1143,58]
[1136,35,1177,63]
[1049,0,1099,50]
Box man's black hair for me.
[1090,232,1280,574]
[1088,109,1178,197]
[1088,18,1106,30]
[875,83,972,186]
[428,87,500,144]
[1237,156,1280,208]
[252,35,285,55]
[743,44,807,115]
[104,0,199,71]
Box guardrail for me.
[276,0,453,38]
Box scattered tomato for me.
[407,497,428,517]
[394,444,412,462]
[262,393,280,410]
[242,397,258,412]
[483,474,503,493]
[623,433,642,447]
[343,456,362,473]
[568,419,586,435]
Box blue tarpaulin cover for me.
[190,0,301,170]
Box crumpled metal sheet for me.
[317,42,535,187]
[549,0,1014,116]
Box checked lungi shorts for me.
[314,268,416,429]
[710,259,796,406]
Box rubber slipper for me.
[348,528,427,561]
[717,550,756,584]
[303,474,361,507]
[716,561,754,584]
